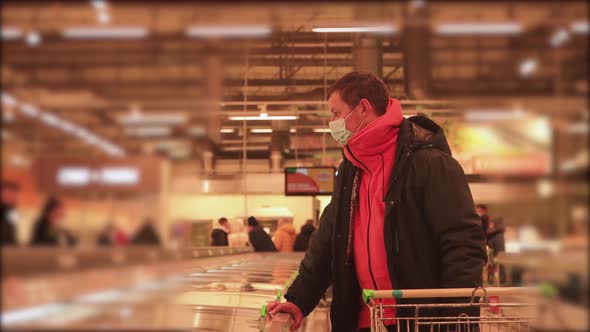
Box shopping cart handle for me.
[362,286,539,302]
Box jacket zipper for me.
[345,145,378,291]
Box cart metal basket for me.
[362,286,539,332]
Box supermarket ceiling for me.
[1,1,588,161]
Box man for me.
[247,216,277,252]
[1,181,20,246]
[293,220,316,252]
[476,204,490,239]
[268,72,486,332]
[211,217,229,246]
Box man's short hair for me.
[476,204,488,211]
[218,217,228,225]
[247,216,258,227]
[2,180,20,191]
[327,71,390,115]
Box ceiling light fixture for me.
[571,21,589,34]
[2,93,18,106]
[250,128,273,133]
[186,25,272,38]
[312,25,397,34]
[1,27,23,40]
[19,104,40,117]
[519,58,538,77]
[119,113,187,125]
[313,128,331,133]
[550,28,570,47]
[25,31,42,46]
[228,115,297,121]
[127,126,171,137]
[63,27,148,39]
[436,22,522,36]
[220,128,234,133]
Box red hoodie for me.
[343,98,404,329]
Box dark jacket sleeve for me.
[284,200,334,317]
[420,151,487,288]
[211,229,228,246]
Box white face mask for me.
[328,105,364,145]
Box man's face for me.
[476,207,487,217]
[328,91,364,133]
[2,188,18,206]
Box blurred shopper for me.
[97,222,129,246]
[293,220,316,252]
[228,218,249,247]
[131,218,160,246]
[97,223,115,246]
[273,219,297,252]
[247,216,277,252]
[31,196,73,247]
[268,72,486,332]
[1,181,20,246]
[486,217,506,284]
[476,204,490,238]
[211,217,229,246]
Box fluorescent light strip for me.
[290,129,297,133]
[119,113,187,125]
[2,27,23,40]
[1,303,65,324]
[550,28,570,47]
[127,126,171,136]
[312,26,397,34]
[436,22,522,36]
[2,93,18,106]
[571,21,589,34]
[229,115,297,121]
[15,98,125,156]
[63,27,148,39]
[19,103,40,117]
[220,128,234,133]
[519,58,538,76]
[250,128,273,133]
[313,128,331,133]
[186,26,272,38]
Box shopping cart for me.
[362,286,540,332]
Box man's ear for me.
[359,98,372,115]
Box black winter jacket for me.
[293,224,316,252]
[211,228,229,246]
[248,226,277,252]
[285,116,487,331]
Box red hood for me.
[344,98,404,167]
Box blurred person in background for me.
[247,216,277,252]
[228,218,249,247]
[486,217,506,284]
[31,196,76,247]
[1,181,20,246]
[273,219,297,252]
[476,204,490,238]
[211,217,229,246]
[131,218,160,246]
[293,219,316,252]
[268,72,485,332]
[97,222,129,246]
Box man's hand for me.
[266,301,304,331]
